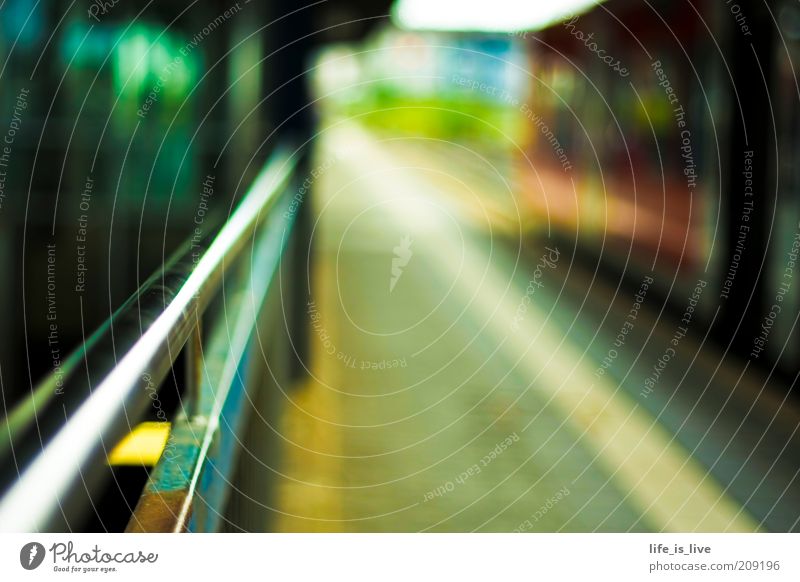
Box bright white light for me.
[393,0,605,33]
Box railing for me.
[0,145,306,532]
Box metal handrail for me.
[0,146,299,532]
[127,183,302,532]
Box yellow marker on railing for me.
[108,422,171,467]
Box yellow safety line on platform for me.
[275,253,345,532]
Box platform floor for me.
[269,124,798,532]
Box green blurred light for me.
[112,25,197,101]
[114,28,150,96]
